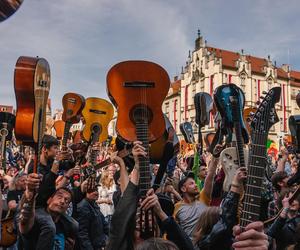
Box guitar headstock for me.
[251,87,281,133]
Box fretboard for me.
[62,121,72,148]
[136,121,151,197]
[240,132,267,228]
[233,120,246,169]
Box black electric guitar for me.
[240,87,281,228]
[194,92,213,153]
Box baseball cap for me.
[178,171,195,194]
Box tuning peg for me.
[256,101,260,105]
[262,91,268,95]
[260,96,265,100]
[249,112,255,116]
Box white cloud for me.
[1,0,300,111]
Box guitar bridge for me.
[124,81,155,88]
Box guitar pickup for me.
[89,109,106,115]
[123,81,155,88]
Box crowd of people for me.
[0,134,299,250]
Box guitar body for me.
[204,132,215,149]
[194,92,213,127]
[214,84,249,144]
[150,115,179,163]
[14,56,51,146]
[180,122,195,144]
[81,97,114,143]
[107,60,170,142]
[62,93,85,123]
[0,217,16,247]
[220,147,249,192]
[0,112,15,141]
[53,120,65,140]
[243,107,256,133]
[289,115,300,153]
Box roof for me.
[291,70,300,81]
[207,47,239,69]
[207,47,271,75]
[276,68,289,80]
[171,80,181,93]
[246,55,267,74]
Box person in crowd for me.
[192,150,207,192]
[7,171,26,212]
[97,169,116,226]
[268,190,300,250]
[76,177,108,249]
[268,171,289,218]
[173,146,220,239]
[18,173,78,250]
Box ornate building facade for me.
[163,31,300,145]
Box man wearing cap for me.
[173,152,219,239]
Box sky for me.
[1,0,300,111]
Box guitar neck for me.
[94,148,131,171]
[136,121,151,197]
[240,132,267,228]
[62,121,72,148]
[231,98,246,168]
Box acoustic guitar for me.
[53,120,65,140]
[107,60,170,239]
[61,93,85,148]
[11,56,50,247]
[81,97,114,144]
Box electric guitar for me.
[107,60,170,239]
[214,84,248,192]
[240,87,281,228]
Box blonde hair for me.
[193,206,221,244]
[100,170,114,189]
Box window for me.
[165,102,169,114]
[240,73,246,86]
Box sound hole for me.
[130,104,153,125]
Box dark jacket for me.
[76,198,109,249]
[267,214,300,250]
[161,216,194,250]
[196,191,240,250]
[36,162,57,208]
[106,181,138,250]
